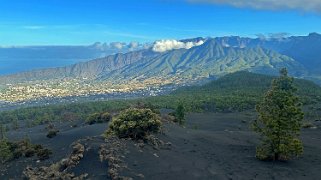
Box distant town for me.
[0,75,208,108]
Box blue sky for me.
[0,0,321,45]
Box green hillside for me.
[147,71,321,112]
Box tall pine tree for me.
[175,102,186,125]
[253,68,304,161]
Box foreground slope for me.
[1,110,321,179]
[115,111,321,180]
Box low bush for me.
[24,148,36,157]
[86,113,100,125]
[46,130,59,138]
[99,112,112,123]
[33,144,43,151]
[106,108,162,139]
[0,138,52,162]
[0,140,14,163]
[86,112,112,125]
[37,148,52,160]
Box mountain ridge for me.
[0,37,309,84]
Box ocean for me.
[0,57,85,75]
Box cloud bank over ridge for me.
[152,39,204,52]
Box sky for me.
[0,0,321,45]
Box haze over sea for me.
[0,57,83,75]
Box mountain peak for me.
[308,32,321,38]
[180,37,205,43]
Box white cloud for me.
[110,42,125,49]
[152,39,205,52]
[187,0,321,12]
[104,42,152,51]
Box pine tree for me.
[175,102,186,125]
[253,68,304,161]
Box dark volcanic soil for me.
[117,112,321,180]
[1,120,109,179]
[1,111,321,180]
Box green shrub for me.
[37,148,52,160]
[46,130,59,138]
[106,108,162,139]
[17,138,32,151]
[0,139,52,162]
[86,112,112,125]
[24,148,36,157]
[86,113,100,125]
[0,140,14,162]
[33,144,43,151]
[98,112,112,123]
